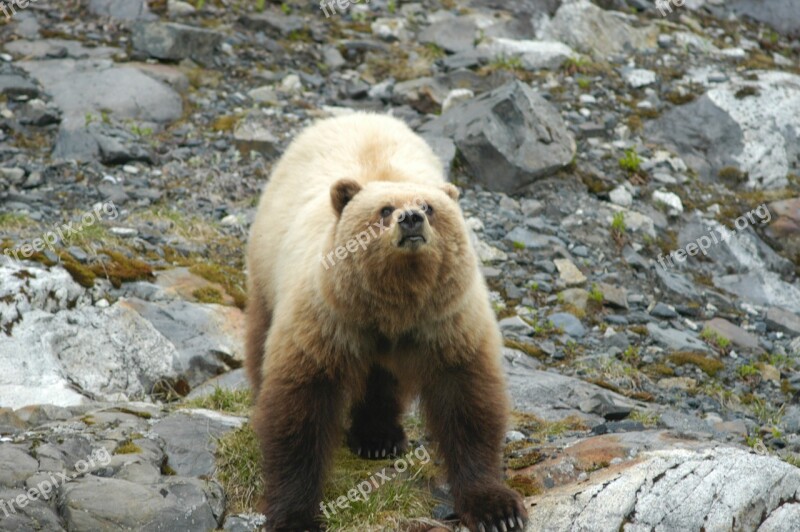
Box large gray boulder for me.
[525,446,800,531]
[132,22,224,66]
[647,71,800,190]
[537,0,657,57]
[420,80,575,194]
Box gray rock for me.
[647,323,711,352]
[151,410,245,477]
[477,38,574,70]
[579,393,634,421]
[0,487,64,530]
[537,0,657,57]
[499,316,536,336]
[419,18,478,54]
[525,447,800,531]
[88,0,154,20]
[723,0,800,37]
[233,118,279,158]
[650,302,678,319]
[132,22,224,66]
[548,312,586,338]
[58,476,219,531]
[223,514,268,531]
[0,446,38,487]
[505,227,552,249]
[421,135,457,176]
[766,307,800,336]
[0,73,39,99]
[125,297,244,388]
[1,299,179,409]
[18,59,182,163]
[503,361,630,424]
[420,80,575,194]
[647,72,800,189]
[704,317,762,351]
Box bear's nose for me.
[398,209,424,234]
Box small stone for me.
[248,86,278,104]
[554,258,587,286]
[597,283,628,309]
[505,430,526,443]
[610,186,633,207]
[498,316,536,337]
[623,68,657,88]
[760,364,781,384]
[704,318,761,351]
[650,302,678,319]
[652,190,684,217]
[233,119,279,157]
[657,377,697,391]
[548,312,586,338]
[442,88,474,113]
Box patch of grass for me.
[184,387,252,416]
[192,286,225,304]
[618,148,642,174]
[215,423,439,530]
[701,328,731,353]
[610,211,627,247]
[212,115,239,132]
[512,241,525,250]
[737,363,760,379]
[668,351,725,377]
[190,263,247,309]
[90,248,155,288]
[735,86,760,99]
[506,475,542,497]
[664,91,696,105]
[0,212,35,230]
[114,440,143,455]
[512,412,588,440]
[628,410,659,428]
[589,284,603,304]
[215,424,262,514]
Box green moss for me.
[192,286,225,304]
[664,91,696,105]
[89,249,154,288]
[62,260,97,288]
[508,450,544,470]
[734,86,760,99]
[189,263,247,309]
[668,351,725,376]
[512,241,526,250]
[628,410,660,428]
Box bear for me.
[245,112,527,532]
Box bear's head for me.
[322,179,476,324]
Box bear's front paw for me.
[458,485,528,532]
[347,426,408,459]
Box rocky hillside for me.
[1,0,799,530]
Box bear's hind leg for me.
[347,365,408,459]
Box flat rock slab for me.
[704,317,762,351]
[150,410,245,478]
[646,322,711,353]
[766,307,800,336]
[524,446,800,531]
[58,476,219,531]
[503,357,633,425]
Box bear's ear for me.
[331,179,363,216]
[441,183,460,201]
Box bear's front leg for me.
[421,355,528,532]
[253,361,345,531]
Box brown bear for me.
[245,112,527,532]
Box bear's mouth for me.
[398,235,426,248]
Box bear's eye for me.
[380,206,394,218]
[421,203,434,216]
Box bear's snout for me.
[397,209,427,248]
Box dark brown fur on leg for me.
[421,357,528,532]
[244,291,271,397]
[347,365,408,459]
[253,363,344,531]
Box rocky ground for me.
[1,0,800,530]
